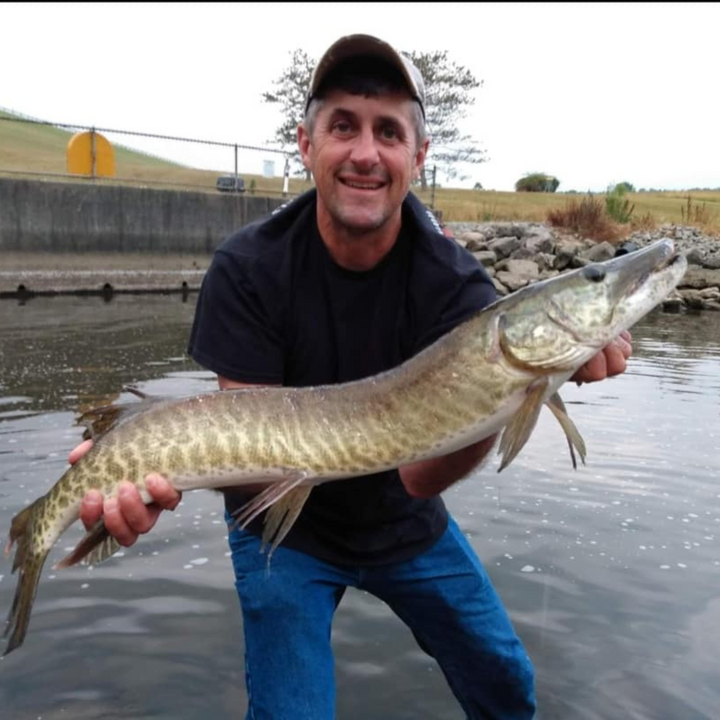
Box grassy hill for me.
[0,108,718,231]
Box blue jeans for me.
[228,515,536,720]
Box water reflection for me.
[0,297,719,719]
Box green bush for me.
[515,173,560,193]
[605,184,635,224]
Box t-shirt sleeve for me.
[187,249,285,384]
[412,248,497,355]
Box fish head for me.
[497,238,687,373]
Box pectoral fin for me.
[545,392,587,469]
[498,378,548,472]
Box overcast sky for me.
[2,2,717,192]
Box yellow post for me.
[67,130,115,176]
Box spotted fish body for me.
[4,239,686,654]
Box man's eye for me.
[380,126,398,140]
[333,121,352,134]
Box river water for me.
[0,295,718,720]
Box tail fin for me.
[4,498,48,655]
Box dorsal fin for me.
[77,386,161,441]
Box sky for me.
[2,1,718,192]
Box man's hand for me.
[570,330,632,385]
[71,440,182,547]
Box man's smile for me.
[338,176,387,191]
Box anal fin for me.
[260,486,313,559]
[229,471,308,533]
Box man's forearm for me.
[399,434,498,499]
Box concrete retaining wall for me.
[0,177,288,254]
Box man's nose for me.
[349,127,380,168]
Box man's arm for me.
[400,331,632,498]
[77,376,265,546]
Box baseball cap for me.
[305,34,426,118]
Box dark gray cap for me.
[305,34,426,118]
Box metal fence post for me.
[90,126,96,179]
[282,156,290,197]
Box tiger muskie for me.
[3,239,686,655]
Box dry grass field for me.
[1,110,718,235]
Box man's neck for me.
[317,213,402,272]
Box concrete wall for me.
[0,178,289,254]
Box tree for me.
[612,181,635,193]
[515,173,560,193]
[262,48,315,179]
[263,48,486,186]
[403,50,485,189]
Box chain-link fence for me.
[0,107,311,198]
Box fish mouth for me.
[607,238,687,328]
[609,238,681,294]
[657,249,685,272]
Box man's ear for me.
[413,138,430,180]
[297,124,312,171]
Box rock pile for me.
[446,222,720,312]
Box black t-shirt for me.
[187,189,496,566]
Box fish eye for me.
[583,265,606,282]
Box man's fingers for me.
[103,494,139,547]
[69,439,93,465]
[80,489,104,531]
[77,474,179,548]
[575,351,607,385]
[117,481,160,535]
[145,473,182,510]
[572,331,633,385]
[604,336,632,377]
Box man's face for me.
[298,89,428,235]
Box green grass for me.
[1,109,718,232]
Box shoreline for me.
[2,223,718,309]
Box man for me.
[74,34,631,719]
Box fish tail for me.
[4,497,49,655]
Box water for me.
[0,296,718,720]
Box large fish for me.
[3,239,686,655]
